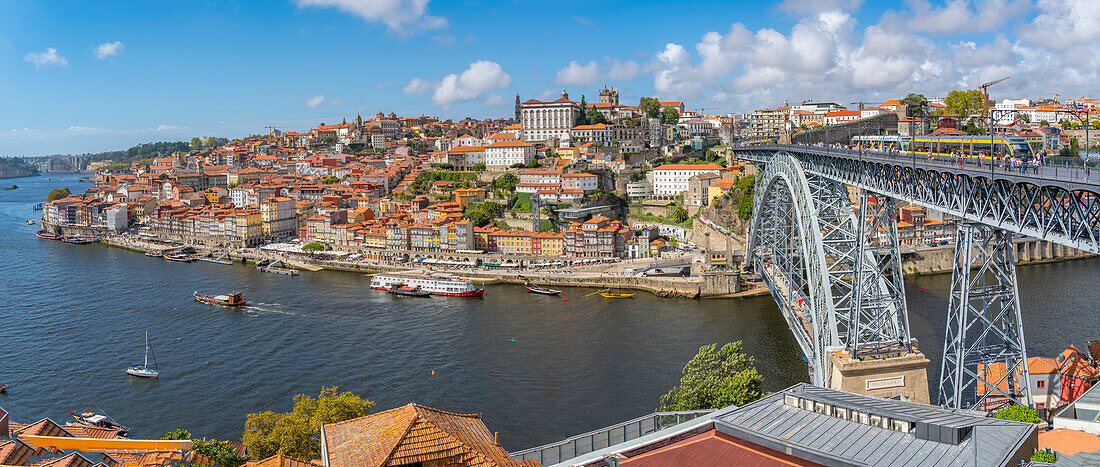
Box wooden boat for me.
[69,410,129,437]
[26,219,35,225]
[386,283,432,297]
[1,384,7,393]
[194,291,247,307]
[125,331,159,378]
[145,250,164,257]
[524,283,562,295]
[197,257,234,265]
[599,291,635,299]
[36,230,63,240]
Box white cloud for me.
[305,95,348,108]
[410,60,511,109]
[554,58,643,86]
[24,48,68,67]
[573,16,594,27]
[777,0,864,14]
[879,0,1031,36]
[94,41,124,59]
[1019,0,1100,50]
[403,78,434,95]
[293,0,447,34]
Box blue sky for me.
[1,0,1096,156]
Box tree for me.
[661,107,680,125]
[243,387,373,461]
[1039,120,1050,127]
[472,162,486,171]
[1031,450,1056,463]
[659,342,764,411]
[577,96,589,126]
[301,242,324,253]
[161,429,193,440]
[190,137,203,150]
[320,177,340,184]
[585,108,610,125]
[735,175,755,219]
[639,97,661,119]
[670,205,688,223]
[994,404,1041,424]
[939,89,985,120]
[526,158,540,168]
[46,187,71,202]
[900,93,929,117]
[1019,113,1031,122]
[492,173,519,192]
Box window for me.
[1037,380,1045,389]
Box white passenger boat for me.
[370,273,484,297]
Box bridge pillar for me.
[828,350,931,404]
[938,223,1032,411]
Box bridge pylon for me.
[938,223,1032,411]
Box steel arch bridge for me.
[735,144,1100,410]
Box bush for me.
[193,439,250,467]
[994,404,1041,424]
[301,242,324,253]
[472,162,486,171]
[46,187,71,202]
[1031,450,1056,463]
[320,177,341,184]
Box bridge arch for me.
[747,153,839,384]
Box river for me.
[0,174,1097,451]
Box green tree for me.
[577,96,589,126]
[661,107,680,125]
[994,404,1041,424]
[320,177,340,184]
[939,89,986,120]
[526,158,540,168]
[900,93,929,117]
[585,108,609,125]
[190,137,203,150]
[492,173,519,192]
[193,439,250,467]
[243,387,373,461]
[1039,120,1050,127]
[46,187,71,202]
[161,429,193,440]
[670,205,688,223]
[639,97,661,118]
[301,242,325,253]
[659,342,764,411]
[1019,113,1031,122]
[472,162,487,171]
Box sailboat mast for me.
[144,331,149,369]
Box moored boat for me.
[524,283,562,295]
[164,252,194,262]
[36,230,63,240]
[386,283,432,297]
[62,236,100,244]
[26,219,35,225]
[125,331,159,379]
[69,410,129,437]
[370,273,484,297]
[194,291,248,307]
[599,290,634,299]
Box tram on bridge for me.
[905,135,1033,160]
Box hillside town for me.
[41,88,1099,275]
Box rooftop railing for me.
[509,410,713,466]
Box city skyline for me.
[2,0,1097,156]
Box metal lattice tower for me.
[849,193,912,358]
[531,193,541,232]
[938,223,1032,410]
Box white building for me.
[570,123,614,143]
[105,203,128,232]
[519,170,563,185]
[445,146,485,170]
[484,140,535,168]
[519,90,581,142]
[649,163,723,196]
[453,134,482,147]
[824,110,861,125]
[562,173,598,192]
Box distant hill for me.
[0,158,40,179]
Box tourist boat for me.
[599,290,635,299]
[125,331,159,378]
[26,219,35,225]
[386,283,432,297]
[164,252,194,262]
[524,283,562,295]
[370,273,484,297]
[194,291,247,307]
[69,410,130,437]
[145,250,164,257]
[62,236,100,245]
[36,230,63,240]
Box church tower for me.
[514,94,521,122]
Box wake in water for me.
[241,303,300,317]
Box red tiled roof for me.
[620,429,817,466]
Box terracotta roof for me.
[34,452,94,467]
[247,453,318,467]
[0,440,35,466]
[653,163,723,171]
[486,140,534,148]
[620,429,815,466]
[322,403,535,467]
[1039,428,1100,457]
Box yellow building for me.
[454,188,486,208]
[707,178,738,204]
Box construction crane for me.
[978,76,1009,115]
[264,125,279,136]
[1049,92,1060,102]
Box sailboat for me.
[125,331,159,378]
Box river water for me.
[0,175,1097,451]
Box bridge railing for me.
[508,410,714,465]
[738,144,1100,189]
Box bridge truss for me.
[738,145,1100,409]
